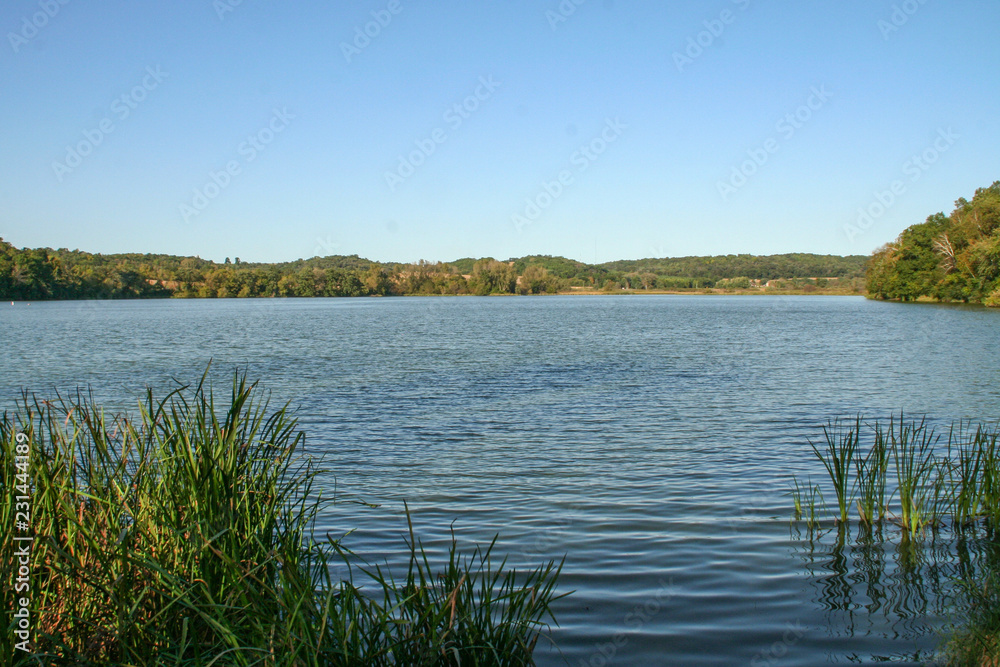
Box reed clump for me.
[794,414,1000,537]
[0,373,563,666]
[794,415,1000,665]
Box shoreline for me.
[555,288,863,296]
[6,289,867,304]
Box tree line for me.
[866,181,1000,306]
[7,178,997,304]
[1,237,869,301]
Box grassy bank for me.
[0,373,563,666]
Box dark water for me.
[3,295,999,665]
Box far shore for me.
[556,287,863,296]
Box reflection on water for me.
[793,522,1000,663]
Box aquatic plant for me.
[810,417,861,525]
[889,414,948,537]
[0,372,563,665]
[948,422,985,530]
[855,418,891,526]
[804,415,1000,536]
[976,425,1000,532]
[789,476,824,531]
[797,414,1000,664]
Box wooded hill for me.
[0,240,867,300]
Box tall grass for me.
[889,414,949,537]
[809,416,861,525]
[799,414,1000,537]
[855,419,891,525]
[1,373,564,666]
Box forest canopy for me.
[866,181,1000,306]
[0,241,867,301]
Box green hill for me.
[0,237,868,300]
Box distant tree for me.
[517,265,552,295]
[364,265,392,296]
[715,276,752,290]
[470,259,516,295]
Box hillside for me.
[0,240,867,300]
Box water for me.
[2,295,999,665]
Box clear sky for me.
[1,0,998,264]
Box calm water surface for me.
[3,295,999,665]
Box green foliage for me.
[601,253,868,281]
[714,276,752,290]
[511,255,594,281]
[516,266,560,295]
[394,260,469,296]
[0,374,563,665]
[469,259,516,295]
[945,564,1000,666]
[1,237,868,301]
[799,415,1000,536]
[867,181,1000,305]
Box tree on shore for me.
[866,181,1000,305]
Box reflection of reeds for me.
[945,560,1000,666]
[792,521,1000,657]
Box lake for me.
[3,295,999,665]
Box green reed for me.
[790,477,805,521]
[344,507,566,665]
[948,422,985,530]
[977,426,1000,532]
[890,414,949,537]
[855,419,891,526]
[799,414,1000,537]
[0,372,563,666]
[796,414,1000,665]
[810,416,861,525]
[789,477,824,531]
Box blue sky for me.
[1,0,998,264]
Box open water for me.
[3,295,999,665]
